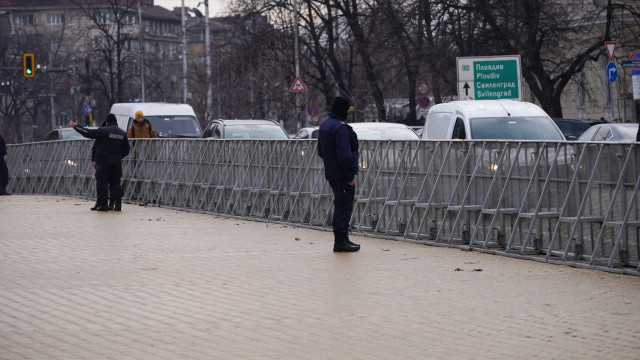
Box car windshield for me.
[60,129,86,140]
[554,120,591,134]
[352,127,420,140]
[226,124,288,139]
[616,125,638,140]
[146,116,201,138]
[470,116,564,140]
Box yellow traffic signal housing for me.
[23,53,35,78]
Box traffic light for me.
[23,53,35,78]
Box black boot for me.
[113,198,122,211]
[0,187,9,196]
[90,200,100,210]
[346,235,360,248]
[95,198,111,212]
[333,232,360,252]
[108,198,115,210]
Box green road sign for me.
[457,55,522,101]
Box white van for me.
[421,100,565,141]
[109,102,202,138]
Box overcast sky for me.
[153,0,227,15]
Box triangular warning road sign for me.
[605,41,616,62]
[289,76,307,92]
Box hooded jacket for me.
[127,119,158,138]
[317,112,359,182]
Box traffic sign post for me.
[307,104,319,117]
[457,55,521,101]
[605,41,616,62]
[417,82,429,95]
[621,60,640,68]
[632,69,640,100]
[607,62,618,83]
[631,50,640,69]
[418,96,431,109]
[289,76,307,92]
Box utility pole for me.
[138,0,145,101]
[205,0,212,122]
[293,0,300,130]
[181,0,188,103]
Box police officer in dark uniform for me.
[0,132,9,196]
[317,96,360,252]
[69,114,129,211]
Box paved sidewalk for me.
[1,195,639,360]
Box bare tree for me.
[72,0,140,106]
[469,0,638,118]
[0,11,77,143]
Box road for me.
[1,195,639,359]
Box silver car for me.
[577,123,638,142]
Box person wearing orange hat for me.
[127,110,158,138]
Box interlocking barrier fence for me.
[6,138,640,275]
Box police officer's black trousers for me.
[95,162,123,203]
[0,157,8,188]
[330,180,355,234]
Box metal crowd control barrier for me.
[6,138,640,275]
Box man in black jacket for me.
[69,114,130,211]
[0,133,9,195]
[317,96,360,252]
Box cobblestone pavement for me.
[1,195,639,360]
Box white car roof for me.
[216,119,280,126]
[110,103,196,116]
[428,100,549,118]
[350,122,412,128]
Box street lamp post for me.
[205,0,212,123]
[138,0,145,101]
[293,0,301,130]
[181,0,188,103]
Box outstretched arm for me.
[68,120,96,139]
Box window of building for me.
[16,14,34,26]
[123,14,137,25]
[95,10,111,25]
[93,35,108,49]
[190,30,202,42]
[127,39,139,51]
[47,14,64,25]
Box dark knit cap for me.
[105,113,117,125]
[331,96,351,120]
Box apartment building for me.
[0,0,189,142]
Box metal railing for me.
[6,138,640,275]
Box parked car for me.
[43,127,94,141]
[202,119,289,139]
[409,126,423,137]
[110,102,202,138]
[552,118,606,140]
[577,123,638,142]
[421,100,565,141]
[292,127,319,139]
[350,122,420,140]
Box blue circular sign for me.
[607,62,618,83]
[84,105,94,114]
[307,104,319,116]
[418,96,431,109]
